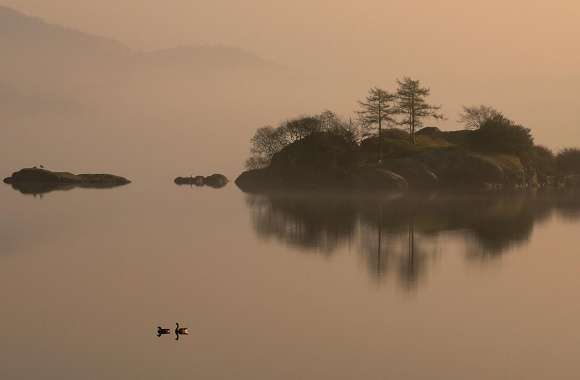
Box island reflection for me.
[246,191,580,289]
[5,181,129,197]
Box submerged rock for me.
[174,174,229,188]
[3,167,131,195]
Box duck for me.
[175,322,189,340]
[157,326,171,337]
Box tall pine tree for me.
[395,78,444,144]
[357,87,397,163]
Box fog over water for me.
[2,2,580,379]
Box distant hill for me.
[0,5,283,89]
[137,45,282,72]
[0,5,132,91]
[0,6,131,57]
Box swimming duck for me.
[157,326,171,337]
[175,323,189,340]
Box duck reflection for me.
[246,191,580,289]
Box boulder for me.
[416,127,442,136]
[236,132,360,192]
[175,176,205,186]
[380,158,439,188]
[413,148,525,187]
[269,132,360,173]
[204,174,229,188]
[351,166,409,191]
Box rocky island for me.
[235,97,580,194]
[3,167,131,195]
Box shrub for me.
[472,115,533,156]
[557,148,580,175]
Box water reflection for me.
[246,194,357,254]
[246,191,580,288]
[4,181,129,197]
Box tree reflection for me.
[359,201,439,290]
[245,191,580,288]
[246,193,358,254]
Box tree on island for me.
[246,126,288,169]
[395,78,444,144]
[245,112,357,169]
[459,105,503,130]
[281,116,322,142]
[472,114,534,155]
[357,87,397,163]
[458,105,534,156]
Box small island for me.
[3,167,131,195]
[174,174,229,188]
[236,79,580,193]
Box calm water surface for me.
[1,179,580,379]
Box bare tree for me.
[357,87,397,163]
[459,105,503,130]
[395,77,444,144]
[246,126,288,169]
[281,116,322,142]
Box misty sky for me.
[3,0,580,154]
[5,0,579,70]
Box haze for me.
[2,0,579,178]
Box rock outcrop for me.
[412,148,526,187]
[3,167,131,195]
[380,158,439,188]
[174,174,229,188]
[235,133,536,193]
[236,133,412,192]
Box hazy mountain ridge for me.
[0,5,282,79]
[0,5,130,56]
[0,4,288,115]
[137,45,283,71]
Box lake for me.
[1,179,580,379]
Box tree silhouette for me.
[357,87,397,163]
[395,77,444,144]
[459,105,503,130]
